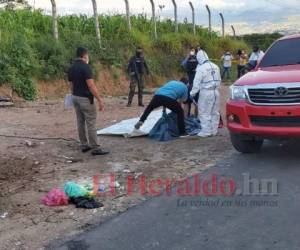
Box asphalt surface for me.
[52,140,300,250]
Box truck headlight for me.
[230,85,247,100]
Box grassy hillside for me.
[0,9,249,100]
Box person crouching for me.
[135,78,189,136]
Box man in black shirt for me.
[68,47,109,156]
[127,47,149,107]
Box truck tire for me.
[230,132,264,153]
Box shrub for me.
[0,9,252,100]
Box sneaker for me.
[134,121,144,130]
[180,134,190,138]
[197,132,212,138]
[91,148,110,156]
[80,145,92,153]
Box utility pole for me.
[189,1,195,35]
[219,13,225,37]
[91,0,102,48]
[150,0,157,39]
[205,5,211,37]
[50,0,58,40]
[124,0,132,31]
[231,25,236,39]
[171,0,178,32]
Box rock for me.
[0,96,11,102]
[0,102,14,107]
[25,140,37,147]
[0,212,8,219]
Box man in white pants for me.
[190,50,221,137]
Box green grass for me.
[0,9,249,100]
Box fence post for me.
[219,13,225,38]
[91,0,102,48]
[50,0,58,40]
[150,0,157,39]
[171,0,178,32]
[124,0,132,30]
[231,25,236,39]
[205,5,211,37]
[189,1,195,35]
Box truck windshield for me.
[259,38,300,67]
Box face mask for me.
[190,51,195,56]
[83,56,89,64]
[136,52,142,57]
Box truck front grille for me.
[250,116,300,127]
[248,87,300,104]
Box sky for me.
[26,0,300,35]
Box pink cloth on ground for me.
[42,188,69,206]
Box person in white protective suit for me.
[190,50,221,137]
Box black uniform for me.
[183,55,198,116]
[127,54,149,106]
[185,55,198,85]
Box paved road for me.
[52,140,300,250]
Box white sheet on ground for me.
[97,109,166,138]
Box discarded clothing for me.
[41,188,69,206]
[64,182,89,198]
[149,111,201,141]
[70,197,103,209]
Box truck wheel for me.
[230,133,264,153]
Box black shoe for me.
[139,104,145,107]
[91,148,110,156]
[134,121,144,130]
[80,145,92,153]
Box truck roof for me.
[278,34,300,41]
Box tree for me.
[50,0,58,40]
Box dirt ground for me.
[0,85,233,250]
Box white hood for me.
[197,50,209,65]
